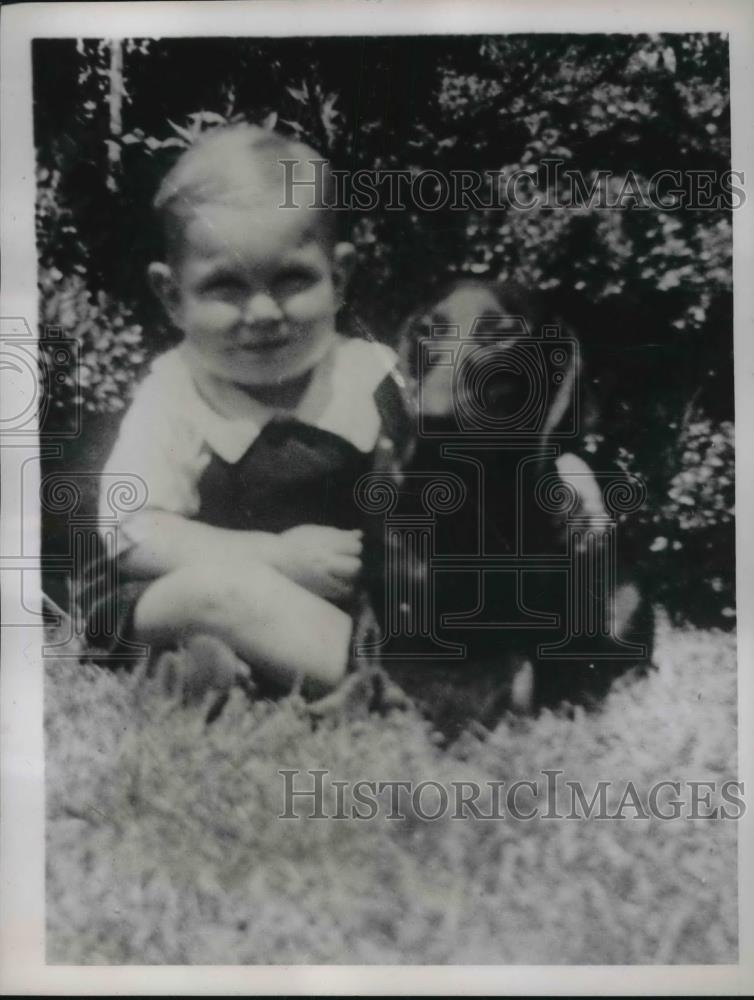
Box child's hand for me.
[275,525,363,603]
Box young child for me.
[82,124,411,696]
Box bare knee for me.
[133,561,351,690]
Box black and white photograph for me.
[1,0,752,993]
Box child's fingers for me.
[185,633,251,685]
[151,649,186,699]
[337,532,364,557]
[329,554,362,580]
[331,530,363,556]
[322,574,354,603]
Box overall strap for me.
[372,369,417,474]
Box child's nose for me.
[242,292,283,324]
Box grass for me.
[45,612,738,965]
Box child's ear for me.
[332,242,356,301]
[148,262,182,324]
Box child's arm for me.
[117,509,279,576]
[119,510,363,605]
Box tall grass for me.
[46,614,737,964]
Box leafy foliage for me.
[650,417,734,625]
[37,166,146,429]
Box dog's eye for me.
[411,315,434,338]
[475,314,518,336]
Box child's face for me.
[153,202,351,388]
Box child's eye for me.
[273,270,317,297]
[202,278,246,300]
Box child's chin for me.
[232,361,308,388]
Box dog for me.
[370,278,654,736]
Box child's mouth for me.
[234,324,291,354]
[238,337,289,354]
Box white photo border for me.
[1,0,752,994]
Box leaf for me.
[286,84,309,104]
[278,118,305,135]
[192,111,229,126]
[319,93,340,144]
[166,119,195,143]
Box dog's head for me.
[399,279,579,443]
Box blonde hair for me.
[153,124,337,260]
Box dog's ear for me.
[396,309,430,382]
[332,242,356,304]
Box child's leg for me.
[132,561,351,690]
